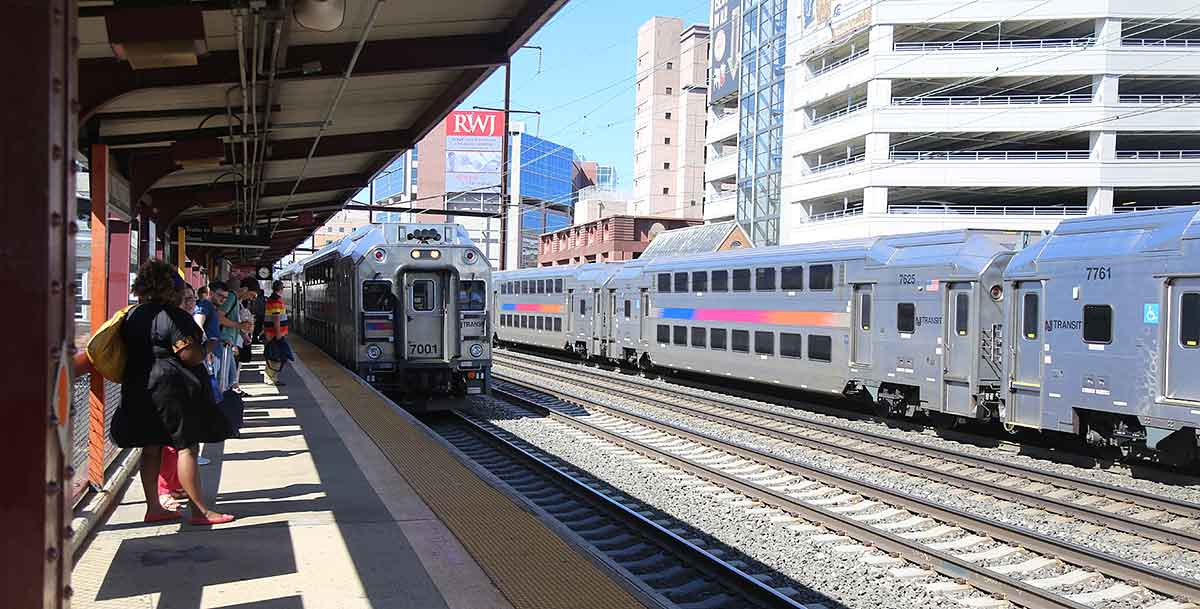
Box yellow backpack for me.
[86,305,137,382]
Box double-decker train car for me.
[280,222,491,408]
[494,206,1200,464]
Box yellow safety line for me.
[291,338,648,609]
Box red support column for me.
[88,145,109,487]
[108,220,130,315]
[0,0,77,605]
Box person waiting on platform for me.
[111,260,235,526]
[263,280,293,386]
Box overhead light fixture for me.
[293,0,345,32]
[171,137,225,169]
[105,6,208,70]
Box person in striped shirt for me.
[263,280,291,386]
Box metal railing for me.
[1116,150,1200,160]
[1123,38,1200,48]
[892,93,1092,106]
[708,192,737,206]
[810,100,868,125]
[890,150,1091,161]
[888,204,1088,216]
[809,48,869,78]
[1115,205,1177,213]
[893,37,1095,52]
[804,207,865,222]
[710,149,738,161]
[1118,94,1200,104]
[810,154,866,173]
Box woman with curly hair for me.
[111,259,235,526]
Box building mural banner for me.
[803,0,872,38]
[710,0,741,103]
[445,110,505,193]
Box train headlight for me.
[429,250,441,259]
[366,344,383,359]
[469,343,484,358]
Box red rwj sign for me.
[446,110,505,137]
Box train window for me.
[732,330,750,352]
[782,266,804,290]
[674,272,689,293]
[657,324,670,343]
[537,316,545,330]
[580,299,587,315]
[711,270,729,292]
[755,331,775,355]
[500,283,506,295]
[808,335,832,362]
[755,268,776,291]
[693,271,707,292]
[555,278,563,293]
[955,293,969,336]
[860,294,872,331]
[810,264,834,291]
[554,317,562,332]
[711,328,727,350]
[523,315,530,329]
[658,273,671,292]
[411,280,435,312]
[780,333,803,358]
[733,269,751,292]
[691,327,706,348]
[458,280,486,311]
[501,314,507,326]
[1183,293,1199,348]
[673,325,687,346]
[1083,305,1113,344]
[361,281,393,312]
[897,303,915,333]
[1023,293,1039,340]
[624,300,631,318]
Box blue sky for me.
[457,0,711,188]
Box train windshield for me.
[362,281,394,312]
[457,280,486,311]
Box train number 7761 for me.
[1085,266,1112,281]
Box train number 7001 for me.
[409,343,439,355]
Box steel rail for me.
[497,351,1200,521]
[492,378,1200,606]
[440,412,808,609]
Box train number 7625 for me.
[1085,266,1112,281]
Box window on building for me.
[810,264,834,290]
[662,187,670,195]
[732,330,750,353]
[658,273,671,292]
[711,328,727,350]
[665,137,671,145]
[664,162,671,170]
[782,266,804,290]
[624,300,631,318]
[1023,293,1040,340]
[808,335,832,362]
[1182,293,1199,348]
[673,325,687,345]
[897,303,916,333]
[691,327,706,348]
[755,268,776,291]
[666,62,673,70]
[1083,305,1113,344]
[674,272,689,293]
[755,331,774,355]
[955,293,969,336]
[665,112,672,119]
[666,87,673,95]
[781,333,803,358]
[692,271,707,292]
[657,324,670,343]
[712,270,729,292]
[733,269,751,292]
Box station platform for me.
[71,340,653,609]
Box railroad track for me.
[426,411,810,609]
[486,372,1200,609]
[494,351,1200,552]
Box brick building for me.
[538,215,700,266]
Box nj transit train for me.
[279,223,491,408]
[494,207,1200,464]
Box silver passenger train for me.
[495,207,1200,464]
[279,223,491,408]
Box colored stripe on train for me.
[501,303,564,313]
[657,307,850,328]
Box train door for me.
[851,285,873,366]
[566,288,574,333]
[1009,282,1044,427]
[604,289,617,358]
[404,272,445,361]
[591,288,602,356]
[943,283,973,415]
[640,289,649,342]
[1166,279,1200,402]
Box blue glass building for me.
[737,0,786,246]
[515,132,574,267]
[371,155,407,201]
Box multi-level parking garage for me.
[781,1,1200,243]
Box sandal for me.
[144,510,183,523]
[189,512,236,526]
[159,494,182,511]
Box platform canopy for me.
[78,0,565,263]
